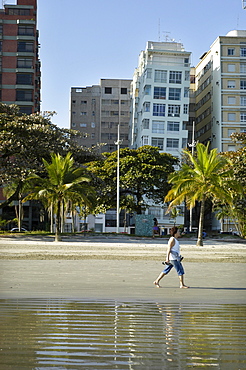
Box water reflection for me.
[0,299,245,369]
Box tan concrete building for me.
[195,30,246,152]
[70,79,131,152]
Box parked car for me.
[10,227,28,232]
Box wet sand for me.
[0,235,245,304]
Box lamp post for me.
[115,123,122,234]
[187,120,197,232]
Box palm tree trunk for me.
[55,200,62,242]
[197,196,205,246]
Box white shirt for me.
[169,237,180,260]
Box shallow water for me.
[0,299,245,369]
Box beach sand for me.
[0,235,245,304]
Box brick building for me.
[0,0,41,114]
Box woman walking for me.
[153,226,189,289]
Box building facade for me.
[70,79,131,152]
[195,30,246,152]
[129,41,191,232]
[0,0,41,114]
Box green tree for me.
[219,133,246,237]
[23,153,94,241]
[87,145,177,215]
[0,103,100,208]
[165,143,234,246]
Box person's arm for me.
[166,237,175,263]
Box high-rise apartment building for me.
[195,30,246,152]
[130,41,191,158]
[70,79,131,152]
[0,0,41,114]
[129,41,191,232]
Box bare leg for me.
[179,275,189,288]
[153,272,166,288]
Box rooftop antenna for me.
[163,31,171,42]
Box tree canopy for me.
[23,152,95,241]
[87,145,178,214]
[165,143,235,246]
[0,103,100,207]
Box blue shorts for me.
[163,260,184,276]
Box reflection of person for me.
[153,218,160,238]
[153,226,189,289]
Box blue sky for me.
[4,0,246,128]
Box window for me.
[241,96,246,106]
[8,8,30,15]
[227,80,235,88]
[185,71,190,81]
[0,41,2,52]
[142,136,149,145]
[228,64,235,72]
[17,41,34,52]
[75,88,82,93]
[18,26,34,36]
[228,113,236,121]
[144,102,150,112]
[152,138,164,150]
[17,58,33,68]
[228,96,236,104]
[142,119,149,129]
[240,63,246,73]
[184,58,189,66]
[19,106,32,114]
[228,129,235,136]
[228,48,235,56]
[144,85,151,95]
[166,138,179,148]
[169,71,182,84]
[240,113,246,122]
[91,122,95,128]
[16,90,32,101]
[240,48,246,57]
[81,100,87,104]
[168,105,180,117]
[80,112,87,116]
[105,87,112,94]
[184,87,189,98]
[183,104,188,114]
[154,69,167,83]
[167,122,179,131]
[153,103,165,116]
[169,88,181,100]
[240,80,246,89]
[228,145,236,151]
[153,87,166,99]
[16,74,32,85]
[152,121,164,134]
[72,122,76,127]
[145,68,152,79]
[121,88,127,94]
[80,123,87,127]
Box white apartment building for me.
[195,30,246,152]
[130,41,191,232]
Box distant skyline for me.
[3,0,246,128]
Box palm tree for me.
[165,143,234,246]
[23,152,94,241]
